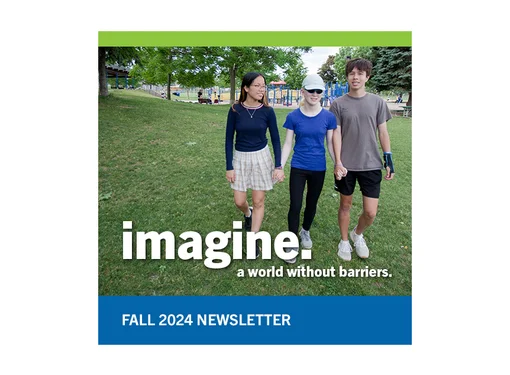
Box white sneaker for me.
[299,228,312,248]
[284,247,298,264]
[350,228,369,258]
[337,240,352,261]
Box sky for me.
[301,47,341,74]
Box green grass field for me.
[99,89,412,296]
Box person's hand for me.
[226,170,235,183]
[384,166,395,180]
[273,169,285,183]
[383,152,395,180]
[334,164,348,180]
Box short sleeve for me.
[327,112,337,130]
[283,112,295,130]
[377,98,392,125]
[329,101,341,125]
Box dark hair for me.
[346,58,373,77]
[232,72,269,111]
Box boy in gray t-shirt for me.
[329,58,395,261]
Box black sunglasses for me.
[306,89,323,94]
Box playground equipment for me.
[198,88,222,104]
[268,80,297,107]
[266,80,349,107]
[323,82,349,106]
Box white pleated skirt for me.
[231,145,275,192]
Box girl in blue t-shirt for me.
[280,74,337,263]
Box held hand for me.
[384,166,395,180]
[280,170,285,182]
[273,169,285,182]
[334,164,348,180]
[226,170,235,183]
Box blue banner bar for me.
[99,296,411,345]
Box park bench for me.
[390,108,404,116]
[401,106,412,117]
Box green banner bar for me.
[98,31,411,47]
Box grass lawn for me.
[99,89,412,296]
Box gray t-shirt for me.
[329,93,392,171]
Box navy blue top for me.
[283,108,337,171]
[225,103,282,171]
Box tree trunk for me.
[229,64,237,104]
[167,73,171,101]
[406,92,412,107]
[98,47,108,96]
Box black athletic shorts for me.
[334,169,382,198]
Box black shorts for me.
[334,170,382,198]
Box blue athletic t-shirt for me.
[283,108,337,171]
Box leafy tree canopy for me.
[105,46,412,104]
[131,46,310,88]
[369,47,412,94]
[283,60,308,89]
[318,55,338,84]
[103,47,140,67]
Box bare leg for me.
[233,190,251,216]
[338,194,353,241]
[355,196,379,235]
[251,190,266,233]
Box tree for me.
[130,47,217,100]
[173,47,218,90]
[318,55,338,84]
[214,47,311,103]
[127,46,311,103]
[369,47,412,105]
[283,60,308,89]
[98,47,139,96]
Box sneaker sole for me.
[354,243,369,259]
[351,230,369,258]
[283,250,298,264]
[337,241,353,261]
[337,252,351,261]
